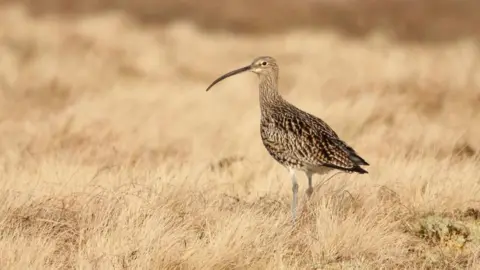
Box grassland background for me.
[0,1,480,269]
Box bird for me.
[205,56,369,222]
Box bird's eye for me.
[261,61,267,66]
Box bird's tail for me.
[342,143,369,165]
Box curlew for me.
[206,56,369,222]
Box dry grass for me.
[0,4,480,269]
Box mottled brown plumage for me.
[206,56,369,221]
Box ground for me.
[0,3,479,269]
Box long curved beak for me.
[205,65,251,92]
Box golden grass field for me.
[1,3,480,269]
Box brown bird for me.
[206,56,369,221]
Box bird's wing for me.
[279,112,369,173]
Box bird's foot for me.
[306,187,313,198]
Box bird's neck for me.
[259,74,282,112]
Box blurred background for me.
[0,0,478,166]
[3,0,480,41]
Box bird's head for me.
[249,56,278,75]
[205,56,278,91]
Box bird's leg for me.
[289,168,298,223]
[306,171,313,198]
